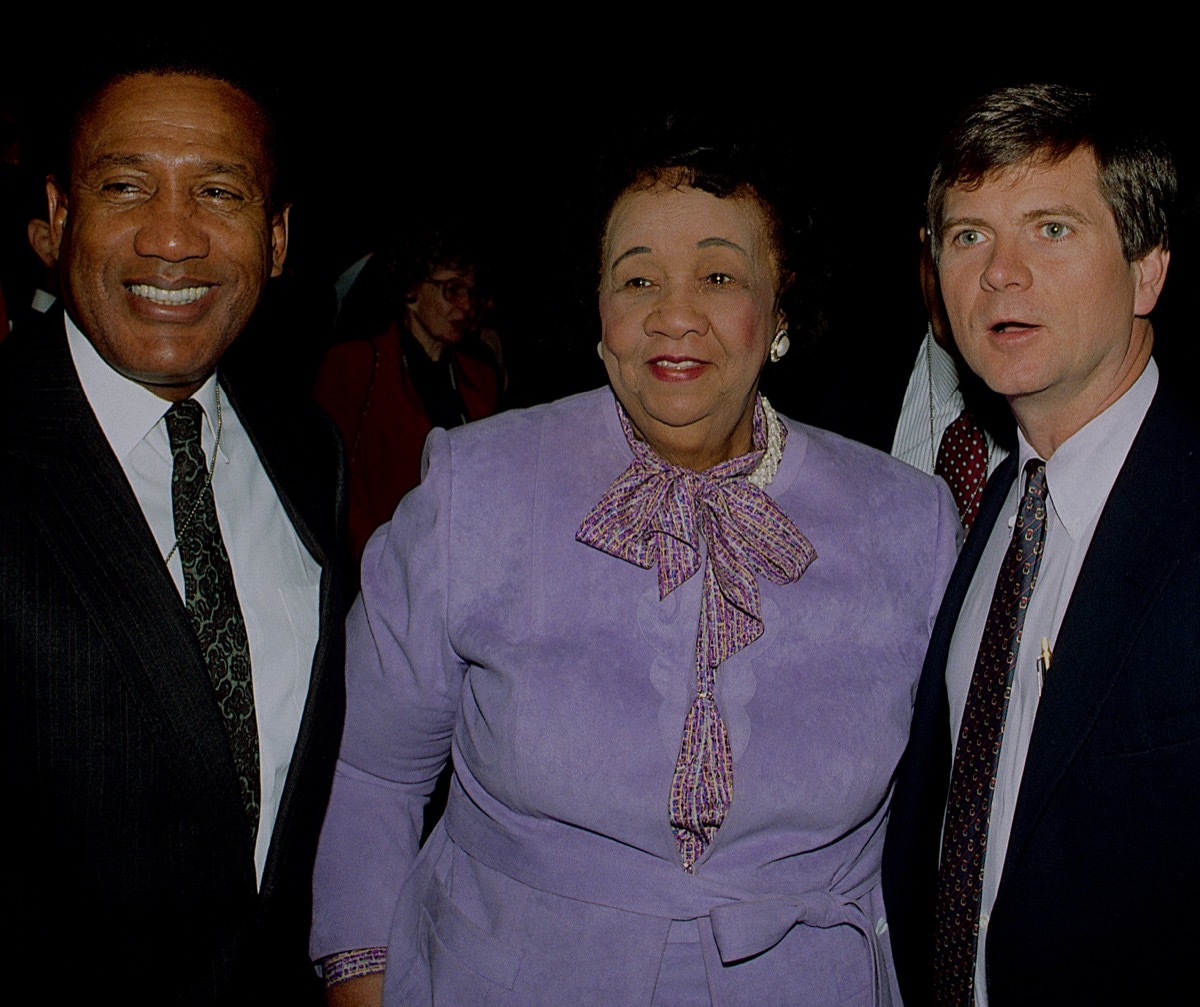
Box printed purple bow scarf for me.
[577,395,816,871]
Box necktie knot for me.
[165,398,204,447]
[1023,458,1048,500]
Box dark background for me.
[3,38,1196,442]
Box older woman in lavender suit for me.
[312,140,958,1006]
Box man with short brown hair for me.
[1,65,345,1003]
[884,84,1198,1005]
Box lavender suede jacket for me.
[312,388,958,1005]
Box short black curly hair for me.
[592,115,824,345]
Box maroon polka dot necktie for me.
[932,459,1048,1006]
[936,409,990,532]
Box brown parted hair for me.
[927,83,1177,264]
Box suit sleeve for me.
[930,479,962,635]
[310,428,463,959]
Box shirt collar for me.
[925,326,963,411]
[1016,357,1158,540]
[64,312,224,463]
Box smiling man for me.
[1,65,345,1003]
[882,84,1199,1006]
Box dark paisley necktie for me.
[166,399,260,838]
[933,459,1048,1005]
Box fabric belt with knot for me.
[709,891,887,1002]
[442,787,891,1004]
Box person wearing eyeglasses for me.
[315,225,503,566]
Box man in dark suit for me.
[1,65,345,1004]
[883,84,1198,1005]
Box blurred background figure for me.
[0,95,53,341]
[889,228,1011,534]
[314,221,504,567]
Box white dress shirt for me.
[66,315,322,886]
[892,326,1009,478]
[944,358,1159,1006]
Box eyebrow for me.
[1019,205,1092,225]
[940,216,988,236]
[696,236,749,256]
[610,246,651,270]
[610,236,750,271]
[86,152,255,180]
[942,205,1093,235]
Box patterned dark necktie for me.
[933,459,1048,1005]
[166,399,260,837]
[935,409,990,533]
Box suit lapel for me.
[5,318,251,835]
[913,453,1018,813]
[1003,389,1189,870]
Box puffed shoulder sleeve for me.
[311,428,464,959]
[929,479,962,635]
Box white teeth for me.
[655,360,700,370]
[128,283,210,305]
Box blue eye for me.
[1041,221,1070,239]
[955,229,983,247]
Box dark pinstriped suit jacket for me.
[1,312,347,1005]
[882,383,1200,1005]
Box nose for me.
[132,189,210,262]
[981,235,1031,292]
[645,282,707,340]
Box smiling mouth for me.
[127,283,212,306]
[648,357,708,383]
[650,357,706,370]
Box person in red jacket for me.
[315,228,502,565]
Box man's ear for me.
[1133,246,1169,317]
[27,218,56,269]
[270,204,290,278]
[46,177,69,259]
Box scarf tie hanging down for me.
[577,396,815,871]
